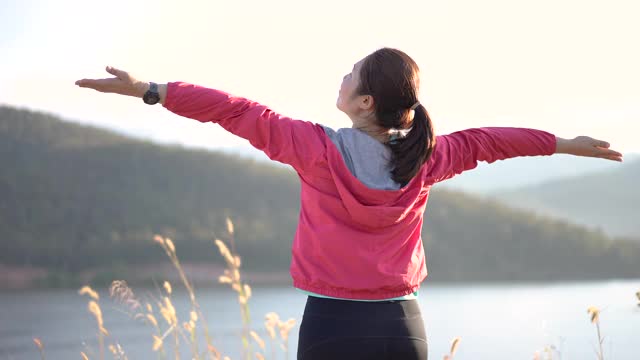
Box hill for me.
[491,159,640,239]
[1,105,638,287]
[439,153,639,193]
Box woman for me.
[76,47,623,360]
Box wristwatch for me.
[143,82,160,105]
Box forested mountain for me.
[491,159,640,239]
[1,105,638,287]
[445,154,638,192]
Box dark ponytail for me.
[357,48,436,186]
[388,104,436,186]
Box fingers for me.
[75,78,99,89]
[602,155,623,162]
[106,65,127,79]
[587,137,623,162]
[74,77,120,93]
[595,147,624,162]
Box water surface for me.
[1,281,639,359]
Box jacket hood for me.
[324,134,430,228]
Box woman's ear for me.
[359,95,375,111]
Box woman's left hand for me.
[75,66,149,98]
[556,136,623,162]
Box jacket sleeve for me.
[162,82,327,174]
[425,127,557,184]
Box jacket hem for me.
[292,278,420,301]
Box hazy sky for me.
[2,0,639,153]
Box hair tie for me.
[410,101,421,110]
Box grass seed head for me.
[226,217,234,235]
[450,337,461,356]
[215,239,234,264]
[78,286,100,300]
[250,330,266,350]
[152,335,163,351]
[163,281,172,295]
[33,338,43,350]
[109,280,140,312]
[146,314,158,327]
[587,306,600,324]
[279,318,296,341]
[265,312,280,339]
[88,301,104,327]
[165,238,176,254]
[183,321,193,332]
[160,297,177,326]
[218,275,232,284]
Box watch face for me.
[143,91,160,104]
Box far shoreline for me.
[2,263,639,292]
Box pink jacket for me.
[163,82,557,300]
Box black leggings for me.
[297,296,428,360]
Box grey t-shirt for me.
[321,126,402,190]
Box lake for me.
[1,280,639,360]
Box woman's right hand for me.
[556,136,623,162]
[75,66,149,98]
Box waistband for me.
[303,295,421,320]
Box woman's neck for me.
[350,116,390,144]
[353,124,391,144]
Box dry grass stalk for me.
[587,306,605,360]
[226,217,234,236]
[78,286,108,360]
[108,343,128,360]
[249,331,265,351]
[33,337,45,360]
[109,280,141,314]
[263,312,296,357]
[109,280,169,356]
[443,336,461,360]
[154,234,220,359]
[215,217,254,360]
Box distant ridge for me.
[492,158,640,239]
[1,105,638,287]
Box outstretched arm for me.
[426,127,623,184]
[75,67,327,174]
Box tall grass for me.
[72,218,294,360]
